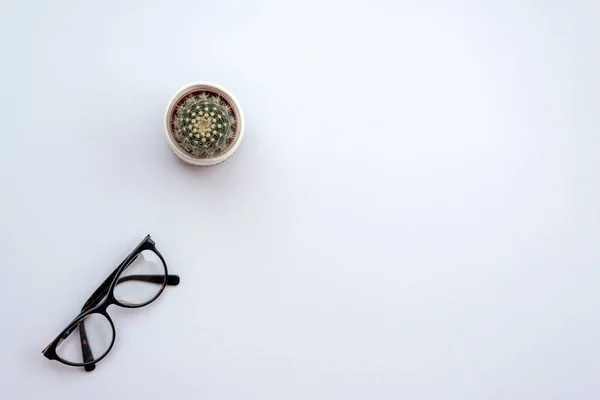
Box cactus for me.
[171,91,237,159]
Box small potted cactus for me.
[164,82,245,166]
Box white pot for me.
[164,82,245,166]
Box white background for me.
[0,1,598,399]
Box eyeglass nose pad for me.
[85,364,96,372]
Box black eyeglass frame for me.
[42,235,180,372]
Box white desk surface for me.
[0,1,598,399]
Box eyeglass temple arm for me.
[81,273,180,314]
[80,272,180,372]
[79,321,95,368]
[115,274,180,285]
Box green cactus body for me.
[171,91,237,159]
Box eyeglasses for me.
[42,235,180,372]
